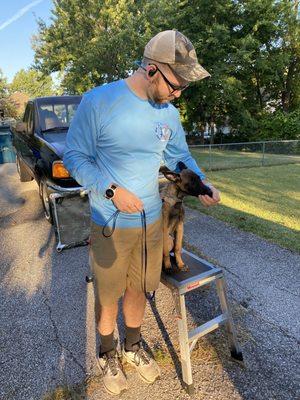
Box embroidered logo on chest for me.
[155,122,172,142]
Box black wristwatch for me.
[105,184,118,199]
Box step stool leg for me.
[171,288,195,395]
[86,253,94,283]
[215,276,243,361]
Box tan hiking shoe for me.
[122,342,161,383]
[97,349,128,395]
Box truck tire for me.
[40,181,54,225]
[16,154,33,182]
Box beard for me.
[147,80,174,104]
[152,93,174,104]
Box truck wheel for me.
[16,154,33,182]
[40,181,54,225]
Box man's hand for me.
[199,184,221,207]
[112,186,144,213]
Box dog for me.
[159,161,213,273]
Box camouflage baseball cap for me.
[143,30,211,82]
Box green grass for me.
[190,148,300,171]
[185,163,300,253]
[41,376,102,400]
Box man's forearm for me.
[63,150,111,197]
[180,155,206,181]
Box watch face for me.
[106,188,114,198]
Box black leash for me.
[140,209,147,295]
[102,209,153,298]
[101,210,120,238]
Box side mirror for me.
[16,121,26,133]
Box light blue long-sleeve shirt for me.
[63,79,206,228]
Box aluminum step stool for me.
[160,248,243,395]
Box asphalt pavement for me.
[0,163,299,400]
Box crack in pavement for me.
[216,275,300,344]
[244,306,300,345]
[41,289,87,376]
[272,285,299,298]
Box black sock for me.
[125,325,141,351]
[99,332,115,356]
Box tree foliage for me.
[10,68,54,98]
[174,0,300,140]
[257,109,300,140]
[32,0,300,140]
[0,69,9,97]
[32,0,176,93]
[0,69,18,119]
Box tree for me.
[32,0,300,140]
[0,69,18,119]
[32,0,177,93]
[230,0,300,114]
[0,69,9,97]
[10,68,54,98]
[173,0,250,140]
[173,0,300,140]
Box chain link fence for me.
[189,140,300,171]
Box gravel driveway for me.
[0,163,299,400]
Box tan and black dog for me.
[159,162,213,273]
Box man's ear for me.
[159,166,181,182]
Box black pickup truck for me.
[11,95,85,224]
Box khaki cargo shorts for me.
[89,215,163,309]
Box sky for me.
[0,0,53,83]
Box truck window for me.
[67,104,79,123]
[38,100,81,131]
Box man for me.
[63,29,220,395]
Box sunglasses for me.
[136,61,189,93]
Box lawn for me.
[190,147,300,171]
[185,163,300,253]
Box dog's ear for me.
[159,165,181,182]
[165,172,181,183]
[177,161,188,171]
[159,165,172,175]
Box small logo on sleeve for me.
[155,123,172,142]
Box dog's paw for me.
[162,262,172,270]
[163,256,172,269]
[177,263,189,272]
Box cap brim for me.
[170,62,211,82]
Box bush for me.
[257,110,300,140]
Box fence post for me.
[262,142,265,166]
[209,144,212,170]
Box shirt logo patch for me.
[155,123,172,142]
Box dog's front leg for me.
[162,204,172,270]
[174,220,187,270]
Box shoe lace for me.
[103,353,119,376]
[133,346,151,366]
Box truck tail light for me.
[52,161,70,178]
